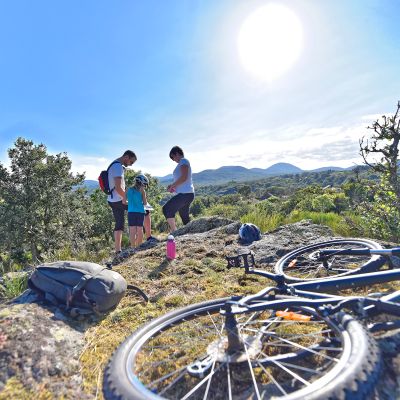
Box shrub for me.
[286,210,354,236]
[241,210,284,232]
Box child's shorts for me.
[128,212,145,227]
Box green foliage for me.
[0,273,28,299]
[357,183,400,241]
[238,185,251,197]
[45,245,111,264]
[88,188,114,246]
[205,202,251,220]
[190,197,206,217]
[241,210,283,232]
[311,194,336,213]
[0,138,90,266]
[358,101,400,241]
[286,210,355,236]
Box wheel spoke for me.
[202,358,216,400]
[280,361,324,374]
[259,328,334,344]
[261,309,288,331]
[256,360,288,396]
[227,362,233,400]
[243,338,262,400]
[148,364,189,388]
[257,348,310,386]
[158,368,187,395]
[207,311,224,339]
[236,331,312,387]
[266,333,339,362]
[239,311,263,333]
[180,362,225,400]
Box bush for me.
[240,211,283,233]
[286,210,355,236]
[0,273,28,299]
[205,203,251,220]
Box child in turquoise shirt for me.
[127,174,149,247]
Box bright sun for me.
[238,4,303,81]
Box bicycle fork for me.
[224,303,246,354]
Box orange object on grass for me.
[276,311,311,322]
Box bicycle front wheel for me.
[103,297,381,400]
[275,239,384,283]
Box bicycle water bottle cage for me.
[226,252,255,271]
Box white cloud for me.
[144,116,370,174]
[360,113,390,122]
[0,113,377,180]
[69,155,111,180]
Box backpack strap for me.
[127,284,148,303]
[68,269,108,313]
[107,160,122,199]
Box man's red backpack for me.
[98,160,120,195]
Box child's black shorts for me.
[128,212,145,227]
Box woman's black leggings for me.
[162,193,194,225]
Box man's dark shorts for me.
[108,201,128,231]
[128,212,145,227]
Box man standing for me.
[107,150,137,253]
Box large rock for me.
[0,291,92,398]
[173,216,236,236]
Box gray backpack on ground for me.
[28,261,134,316]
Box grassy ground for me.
[79,231,400,398]
[79,232,271,397]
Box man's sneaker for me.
[146,236,159,243]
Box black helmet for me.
[239,223,261,244]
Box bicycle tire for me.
[103,297,381,400]
[275,238,384,283]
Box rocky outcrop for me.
[0,291,92,399]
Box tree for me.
[238,185,251,197]
[360,101,400,197]
[87,188,115,248]
[359,101,400,240]
[0,138,90,264]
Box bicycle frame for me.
[225,252,400,319]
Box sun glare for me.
[238,4,303,81]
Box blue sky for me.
[1,0,399,179]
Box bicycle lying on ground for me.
[103,238,400,400]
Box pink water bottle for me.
[166,235,176,260]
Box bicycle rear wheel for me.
[103,297,381,400]
[275,239,384,283]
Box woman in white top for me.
[163,146,195,232]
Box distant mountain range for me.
[157,162,354,186]
[83,162,355,190]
